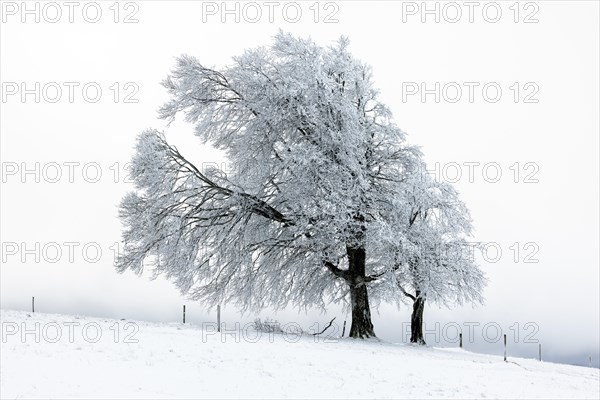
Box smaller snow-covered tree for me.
[377,165,486,344]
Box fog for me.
[1,1,598,369]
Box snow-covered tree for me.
[116,32,420,338]
[375,166,486,344]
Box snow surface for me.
[1,309,598,399]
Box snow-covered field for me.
[1,309,598,399]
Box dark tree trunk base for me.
[344,245,376,339]
[349,283,376,339]
[410,297,426,345]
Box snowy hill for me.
[1,309,598,399]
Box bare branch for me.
[311,317,337,336]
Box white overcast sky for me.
[1,1,598,367]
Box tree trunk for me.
[347,246,376,339]
[349,282,375,338]
[410,296,426,345]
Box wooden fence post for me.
[459,332,463,348]
[503,334,507,361]
[32,296,35,313]
[217,305,221,332]
[183,305,186,324]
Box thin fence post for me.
[590,356,593,368]
[217,305,221,332]
[538,344,542,361]
[183,305,186,324]
[503,334,507,362]
[459,332,463,348]
[341,320,347,337]
[32,296,35,313]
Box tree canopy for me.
[117,32,485,338]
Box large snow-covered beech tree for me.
[117,32,421,338]
[374,167,486,344]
